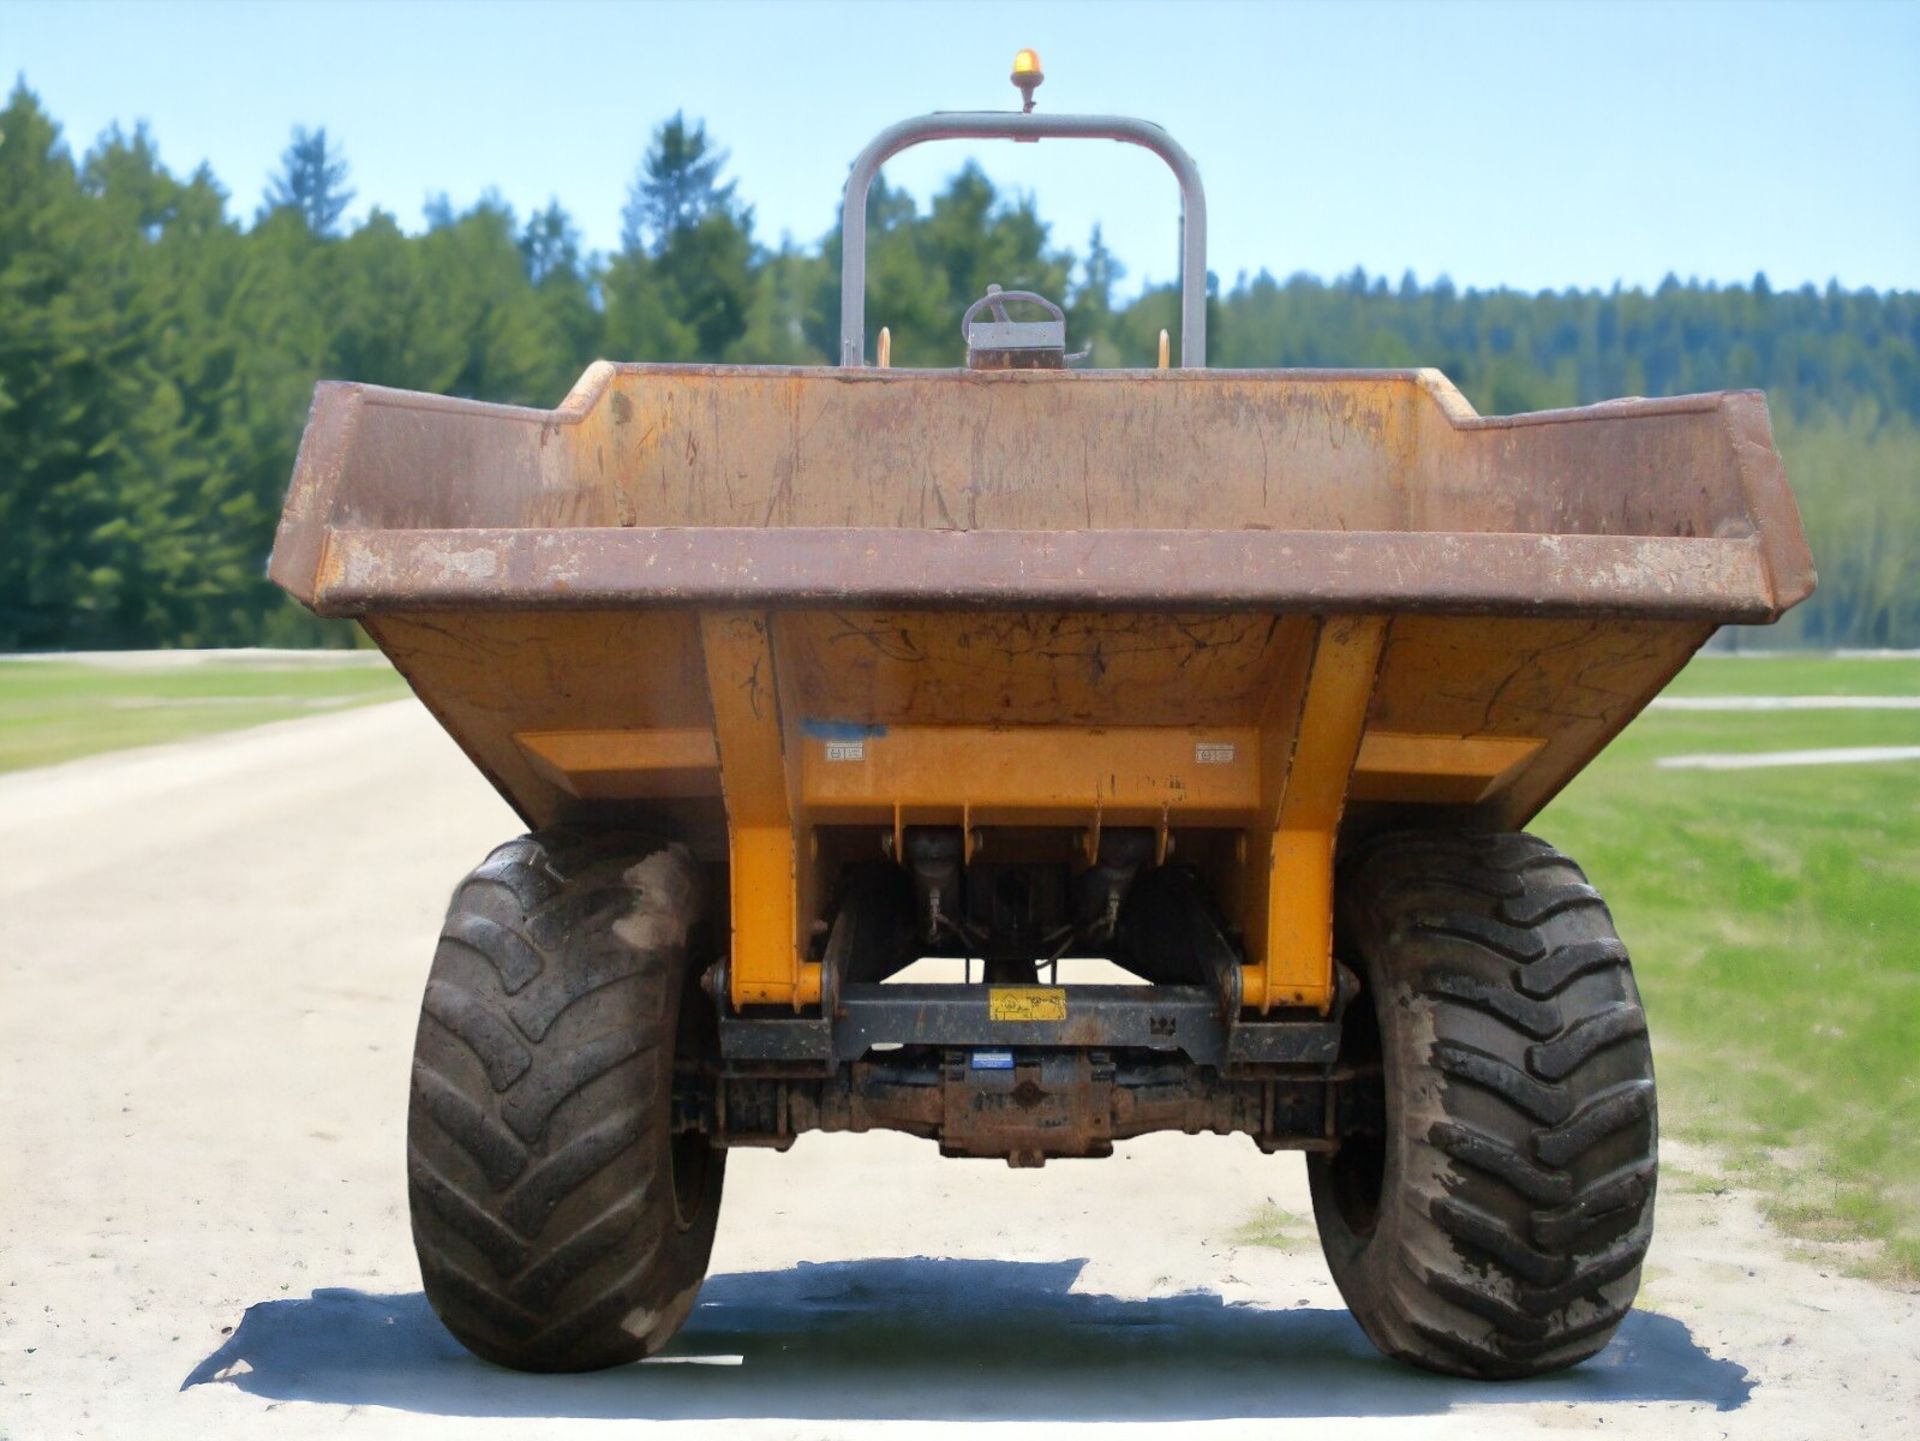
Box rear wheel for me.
[1309,830,1657,1379]
[407,829,725,1372]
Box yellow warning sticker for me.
[988,987,1067,1022]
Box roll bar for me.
[838,112,1208,368]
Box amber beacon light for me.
[1011,48,1044,110]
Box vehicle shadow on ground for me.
[182,1257,1752,1421]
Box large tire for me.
[1309,830,1656,1379]
[407,829,725,1372]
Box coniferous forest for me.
[3,82,1915,651]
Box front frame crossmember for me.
[715,979,1355,1069]
[682,1051,1384,1168]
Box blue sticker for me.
[970,1050,1016,1071]
[800,719,889,742]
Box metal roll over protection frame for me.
[839,111,1209,367]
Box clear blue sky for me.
[7,0,1917,295]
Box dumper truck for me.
[270,56,1815,1380]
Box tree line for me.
[2,81,1914,650]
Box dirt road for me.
[2,703,1914,1439]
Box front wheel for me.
[407,829,725,1372]
[1309,830,1657,1379]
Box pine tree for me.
[520,201,601,368]
[1069,224,1124,364]
[0,82,106,647]
[607,116,756,361]
[730,239,829,365]
[620,112,737,256]
[262,126,355,236]
[414,196,569,402]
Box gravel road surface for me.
[3,702,1914,1439]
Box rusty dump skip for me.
[270,360,1813,1016]
[274,361,1811,620]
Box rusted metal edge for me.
[304,362,1747,423]
[310,527,1785,620]
[268,364,617,598]
[268,382,365,603]
[269,369,1813,624]
[1717,392,1818,613]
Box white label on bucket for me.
[1195,742,1237,765]
[824,740,865,762]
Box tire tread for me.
[1308,828,1658,1380]
[406,829,722,1373]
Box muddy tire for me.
[406,829,725,1372]
[1309,830,1656,1379]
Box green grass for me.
[1536,650,1920,1282]
[1662,651,1920,697]
[1231,1205,1313,1251]
[0,655,409,773]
